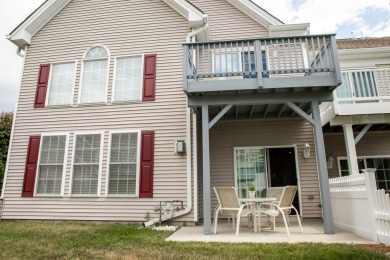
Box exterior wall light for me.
[303,143,311,158]
[327,156,334,169]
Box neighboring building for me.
[322,37,390,193]
[1,0,341,235]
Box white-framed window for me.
[213,50,268,78]
[47,61,77,106]
[113,56,143,102]
[214,52,240,73]
[70,132,104,196]
[35,134,69,196]
[234,147,267,198]
[107,131,140,196]
[79,46,110,104]
[337,156,390,191]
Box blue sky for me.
[0,0,389,112]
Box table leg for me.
[253,210,257,233]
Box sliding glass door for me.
[234,147,267,198]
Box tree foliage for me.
[0,112,13,193]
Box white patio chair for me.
[265,187,285,202]
[260,185,303,236]
[213,186,254,236]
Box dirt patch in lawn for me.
[357,244,390,258]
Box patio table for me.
[239,198,276,233]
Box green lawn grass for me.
[0,221,386,259]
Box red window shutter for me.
[34,64,51,108]
[143,54,156,101]
[139,131,155,198]
[22,136,41,197]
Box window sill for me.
[76,102,107,107]
[44,104,73,109]
[110,100,142,105]
[105,195,138,198]
[68,195,100,198]
[34,195,64,198]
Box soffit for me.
[225,0,284,28]
[7,0,72,49]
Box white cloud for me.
[0,0,46,112]
[253,0,390,37]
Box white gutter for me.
[143,26,208,227]
[1,45,27,203]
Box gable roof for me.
[337,37,390,50]
[6,0,284,49]
[337,37,390,61]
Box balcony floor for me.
[167,221,377,244]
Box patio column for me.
[312,101,335,234]
[202,104,212,235]
[342,124,360,175]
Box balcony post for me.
[202,104,212,235]
[312,100,335,234]
[254,40,263,88]
[183,45,189,91]
[342,124,360,175]
[330,36,342,86]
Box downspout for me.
[142,24,208,227]
[1,45,28,201]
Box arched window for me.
[85,46,109,59]
[79,46,110,103]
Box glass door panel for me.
[235,148,267,198]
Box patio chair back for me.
[279,186,298,208]
[266,187,285,201]
[213,187,240,215]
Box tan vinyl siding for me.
[375,69,390,99]
[209,118,322,218]
[188,0,269,40]
[3,0,193,222]
[325,132,390,178]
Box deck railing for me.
[320,68,390,120]
[333,68,390,103]
[183,34,340,92]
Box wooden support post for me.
[202,105,212,235]
[343,124,359,175]
[312,101,335,234]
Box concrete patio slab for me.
[167,222,378,244]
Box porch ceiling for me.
[204,102,312,120]
[323,123,390,133]
[189,87,331,120]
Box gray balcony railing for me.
[183,34,341,93]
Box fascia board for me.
[8,0,72,48]
[269,23,310,32]
[226,0,283,28]
[338,47,390,60]
[162,0,205,28]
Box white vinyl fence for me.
[329,170,390,245]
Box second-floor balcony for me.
[183,34,341,95]
[321,68,390,125]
